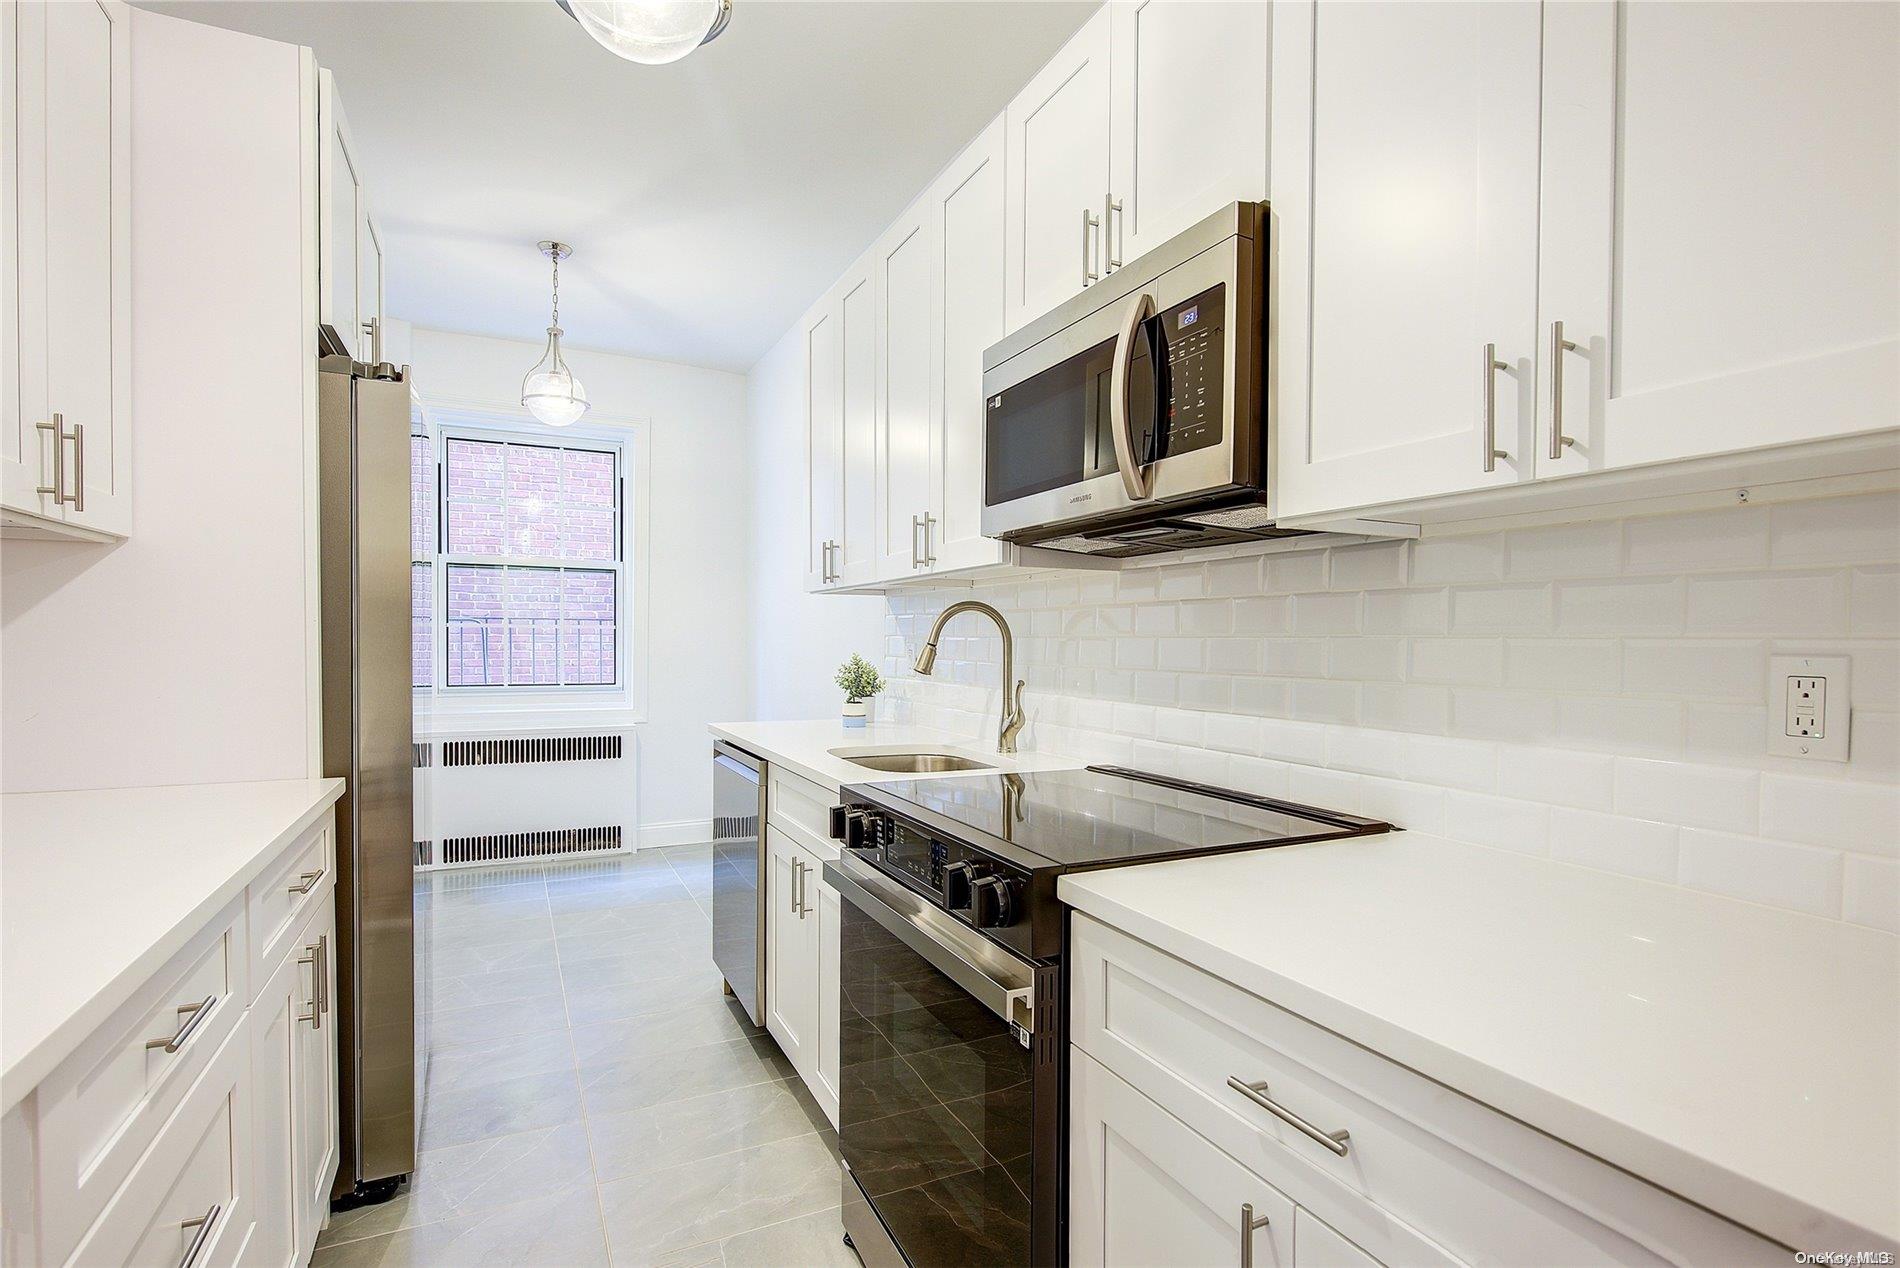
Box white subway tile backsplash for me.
[879,494,1894,926]
[1759,775,1899,857]
[1451,584,1553,633]
[1556,577,1683,634]
[1444,791,1550,855]
[1499,747,1616,811]
[1624,506,1770,573]
[1504,521,1623,580]
[1616,757,1758,833]
[1548,810,1679,881]
[1842,854,1900,933]
[1411,533,1505,584]
[1770,493,1900,565]
[1686,571,1848,635]
[1677,830,1842,917]
[1621,640,1767,701]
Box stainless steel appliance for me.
[711,740,768,1026]
[981,201,1303,558]
[318,354,416,1207]
[824,766,1389,1267]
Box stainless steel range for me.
[822,766,1390,1267]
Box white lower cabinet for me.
[1068,914,1785,1267]
[0,809,341,1266]
[763,771,843,1127]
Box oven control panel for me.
[830,804,1027,931]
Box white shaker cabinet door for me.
[291,901,339,1247]
[1071,1050,1295,1268]
[929,117,1009,576]
[874,198,937,581]
[1005,4,1112,333]
[319,71,363,361]
[4,0,131,535]
[765,827,814,1071]
[1271,0,1542,518]
[1537,1,1900,476]
[1107,0,1269,267]
[804,296,843,591]
[836,255,881,588]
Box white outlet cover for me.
[1767,654,1851,761]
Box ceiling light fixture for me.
[557,0,732,66]
[520,240,589,428]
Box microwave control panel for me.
[1149,283,1226,460]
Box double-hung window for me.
[411,425,624,693]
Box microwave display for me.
[985,284,1226,508]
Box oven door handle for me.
[824,853,1035,1036]
[1108,289,1158,502]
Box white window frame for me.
[411,397,651,725]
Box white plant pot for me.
[842,699,868,728]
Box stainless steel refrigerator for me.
[318,353,417,1207]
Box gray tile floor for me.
[313,845,858,1268]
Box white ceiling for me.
[138,1,1095,372]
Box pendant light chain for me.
[550,248,561,332]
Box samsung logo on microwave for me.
[1068,493,1093,505]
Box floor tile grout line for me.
[589,1123,824,1188]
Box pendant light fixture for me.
[557,0,732,66]
[520,240,589,428]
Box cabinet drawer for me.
[1070,915,1782,1267]
[34,896,245,1262]
[767,766,836,846]
[66,1024,255,1268]
[247,812,333,987]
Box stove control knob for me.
[970,876,1016,929]
[940,860,977,910]
[842,809,876,850]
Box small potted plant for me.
[834,653,885,728]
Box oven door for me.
[980,222,1264,541]
[824,850,1049,1268]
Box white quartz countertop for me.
[1,777,345,1111]
[1058,832,1900,1251]
[708,719,1084,792]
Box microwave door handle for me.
[1108,290,1157,501]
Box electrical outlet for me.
[1767,655,1850,761]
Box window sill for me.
[415,703,647,740]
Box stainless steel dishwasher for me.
[710,740,768,1026]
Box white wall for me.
[745,322,884,719]
[877,494,1900,932]
[2,12,315,794]
[404,327,751,837]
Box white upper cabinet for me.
[874,196,938,579]
[1536,0,1900,477]
[2,0,132,539]
[1107,0,1269,266]
[804,296,843,590]
[929,117,1010,575]
[836,255,880,588]
[318,69,386,364]
[1272,0,1543,519]
[1005,4,1113,332]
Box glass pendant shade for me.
[522,337,589,427]
[564,0,731,65]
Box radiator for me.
[412,729,637,871]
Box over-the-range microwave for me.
[981,201,1304,558]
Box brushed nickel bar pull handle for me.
[298,942,322,1027]
[1239,1202,1271,1268]
[1481,343,1509,473]
[1227,1075,1351,1156]
[287,868,324,894]
[911,514,923,569]
[1104,195,1124,270]
[1082,208,1101,285]
[69,421,83,511]
[34,416,61,502]
[1549,320,1578,460]
[178,1204,221,1268]
[146,995,217,1054]
[922,512,937,566]
[316,934,329,1017]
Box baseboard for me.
[637,818,713,849]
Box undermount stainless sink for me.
[832,751,995,774]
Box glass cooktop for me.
[849,765,1389,873]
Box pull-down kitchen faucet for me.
[910,600,1027,754]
